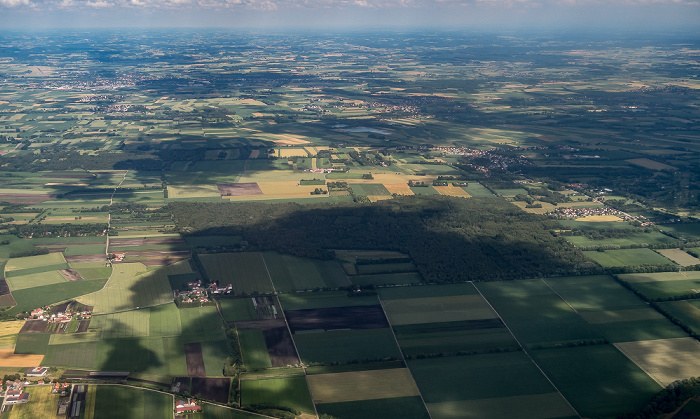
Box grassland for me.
[530,345,661,417]
[293,328,401,365]
[86,385,173,419]
[240,375,315,413]
[78,261,188,313]
[262,251,350,291]
[238,329,272,370]
[307,368,420,403]
[583,248,673,267]
[317,396,431,419]
[199,252,274,294]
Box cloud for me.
[0,0,31,7]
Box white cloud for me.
[0,0,31,7]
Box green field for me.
[78,261,187,313]
[583,248,673,267]
[8,278,108,315]
[179,306,228,343]
[476,280,602,346]
[461,183,496,198]
[279,291,380,311]
[199,252,274,294]
[219,298,258,322]
[293,328,401,365]
[565,231,678,248]
[317,396,431,419]
[200,404,261,419]
[355,262,416,275]
[350,272,423,286]
[619,272,700,300]
[6,270,68,291]
[530,345,661,417]
[15,333,50,355]
[262,251,350,291]
[407,352,575,419]
[238,329,272,370]
[4,252,69,276]
[240,375,315,413]
[349,184,391,196]
[88,385,173,419]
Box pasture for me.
[307,368,420,404]
[199,252,274,294]
[530,345,661,418]
[78,261,187,313]
[407,352,574,419]
[293,328,401,365]
[240,375,315,413]
[583,248,673,267]
[86,385,173,419]
[8,278,107,314]
[262,251,350,291]
[317,397,431,419]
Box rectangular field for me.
[285,305,389,332]
[583,248,673,268]
[614,337,700,386]
[293,328,401,365]
[199,252,274,294]
[307,368,420,404]
[317,396,431,419]
[241,375,315,414]
[381,294,497,326]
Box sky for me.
[0,0,698,30]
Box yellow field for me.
[0,321,25,336]
[368,196,393,202]
[278,148,308,158]
[579,308,663,324]
[167,184,221,199]
[656,249,700,267]
[307,368,420,403]
[6,385,59,419]
[0,349,43,367]
[576,215,624,222]
[626,158,677,171]
[434,185,471,197]
[615,338,700,386]
[253,133,311,144]
[258,181,322,196]
[384,183,414,196]
[304,147,317,155]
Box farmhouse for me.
[112,252,125,262]
[4,383,29,405]
[25,367,48,377]
[175,399,201,414]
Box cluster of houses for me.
[175,399,202,415]
[28,306,92,323]
[302,168,345,174]
[3,381,30,406]
[549,206,626,219]
[174,280,233,304]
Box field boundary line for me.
[261,256,320,419]
[471,281,582,419]
[377,295,433,419]
[541,279,579,314]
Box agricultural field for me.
[240,375,315,414]
[618,271,700,300]
[83,385,173,419]
[408,352,576,419]
[3,385,59,419]
[583,248,674,268]
[262,251,350,291]
[199,253,274,294]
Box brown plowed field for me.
[263,327,299,367]
[191,377,230,403]
[184,342,206,377]
[217,183,263,196]
[285,305,389,333]
[20,320,49,334]
[76,320,90,333]
[0,278,10,296]
[60,269,84,282]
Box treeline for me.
[8,223,108,238]
[170,196,596,283]
[620,377,700,419]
